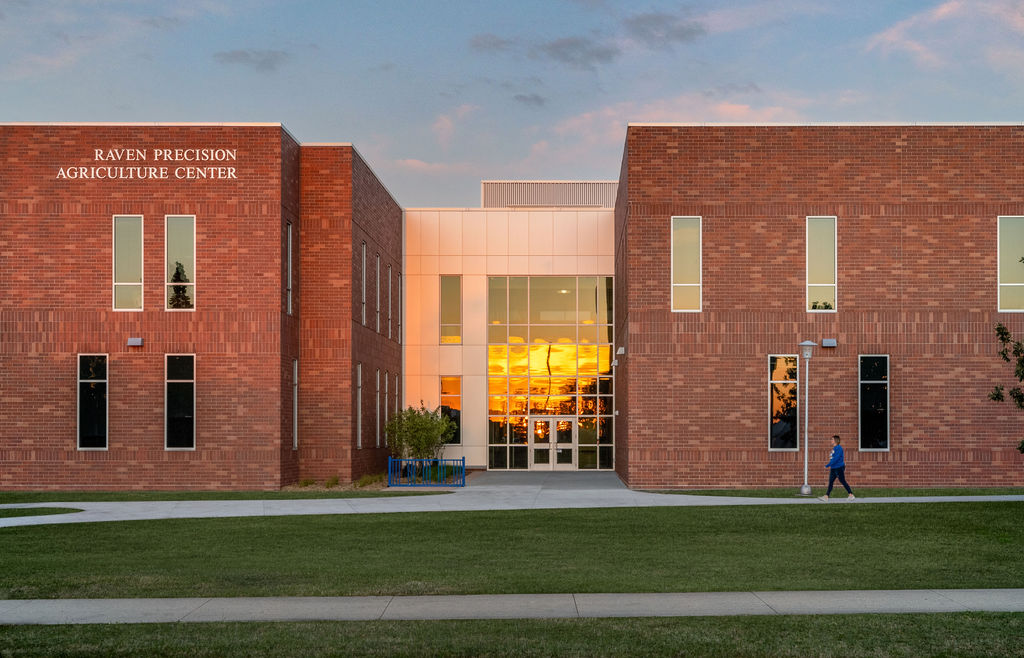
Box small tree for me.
[988,322,1024,453]
[384,402,455,460]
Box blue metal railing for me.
[388,457,466,487]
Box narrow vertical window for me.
[166,215,196,310]
[375,368,381,448]
[398,272,402,344]
[441,376,462,444]
[78,354,108,449]
[998,216,1024,311]
[671,216,701,311]
[361,242,367,325]
[166,355,195,449]
[388,264,393,339]
[113,215,143,310]
[286,222,293,315]
[769,355,798,451]
[384,370,390,434]
[807,216,837,311]
[440,275,462,344]
[395,373,400,414]
[356,362,363,449]
[292,358,299,450]
[376,254,381,333]
[859,355,889,451]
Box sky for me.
[2,0,1023,207]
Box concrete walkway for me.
[1,589,1022,625]
[2,472,1023,528]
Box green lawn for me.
[0,490,441,504]
[2,613,1022,657]
[2,503,1020,599]
[669,487,1024,498]
[0,508,80,519]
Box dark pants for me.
[828,467,852,495]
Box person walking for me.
[820,434,854,501]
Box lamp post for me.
[798,340,817,496]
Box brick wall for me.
[618,125,1024,489]
[0,124,288,490]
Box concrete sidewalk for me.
[1,589,1022,625]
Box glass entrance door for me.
[529,417,576,470]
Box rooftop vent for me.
[481,180,617,208]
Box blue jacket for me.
[826,444,845,469]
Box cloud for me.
[432,104,480,148]
[533,36,620,71]
[469,33,518,52]
[865,0,1024,71]
[514,93,546,107]
[622,11,706,49]
[213,49,290,72]
[141,16,184,30]
[394,158,476,175]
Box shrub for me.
[384,402,455,459]
[298,478,316,488]
[355,473,385,488]
[324,475,339,489]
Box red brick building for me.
[0,124,401,490]
[2,122,1022,490]
[615,124,1024,489]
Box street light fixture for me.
[798,340,817,496]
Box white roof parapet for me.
[481,180,618,208]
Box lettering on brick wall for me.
[56,148,239,180]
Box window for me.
[859,355,889,451]
[376,253,381,333]
[356,362,362,449]
[671,216,701,311]
[440,275,462,344]
[292,359,298,450]
[998,216,1024,311]
[286,222,293,315]
[384,370,390,436]
[398,271,402,344]
[166,355,195,449]
[395,373,400,414]
[769,355,798,451]
[113,215,143,310]
[361,242,367,325]
[78,355,107,449]
[388,264,393,339]
[807,216,837,311]
[376,368,381,448]
[441,376,461,444]
[165,215,195,310]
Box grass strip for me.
[0,490,442,504]
[0,508,80,519]
[1,503,1020,599]
[1,613,1023,657]
[667,487,1024,498]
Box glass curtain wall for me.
[487,276,614,469]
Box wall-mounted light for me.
[616,346,625,355]
[127,338,144,347]
[611,359,619,367]
[822,338,837,348]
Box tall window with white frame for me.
[388,264,393,339]
[166,215,195,310]
[375,368,381,448]
[998,216,1024,311]
[807,216,837,311]
[859,355,889,451]
[286,222,293,315]
[440,275,462,344]
[113,215,143,310]
[166,355,195,449]
[769,355,798,451]
[384,370,390,443]
[398,271,402,344]
[395,373,399,415]
[78,354,108,449]
[376,253,381,333]
[361,242,367,325]
[355,362,363,449]
[441,376,461,444]
[292,359,298,450]
[671,216,701,311]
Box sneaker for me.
[848,494,855,500]
[818,495,829,501]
